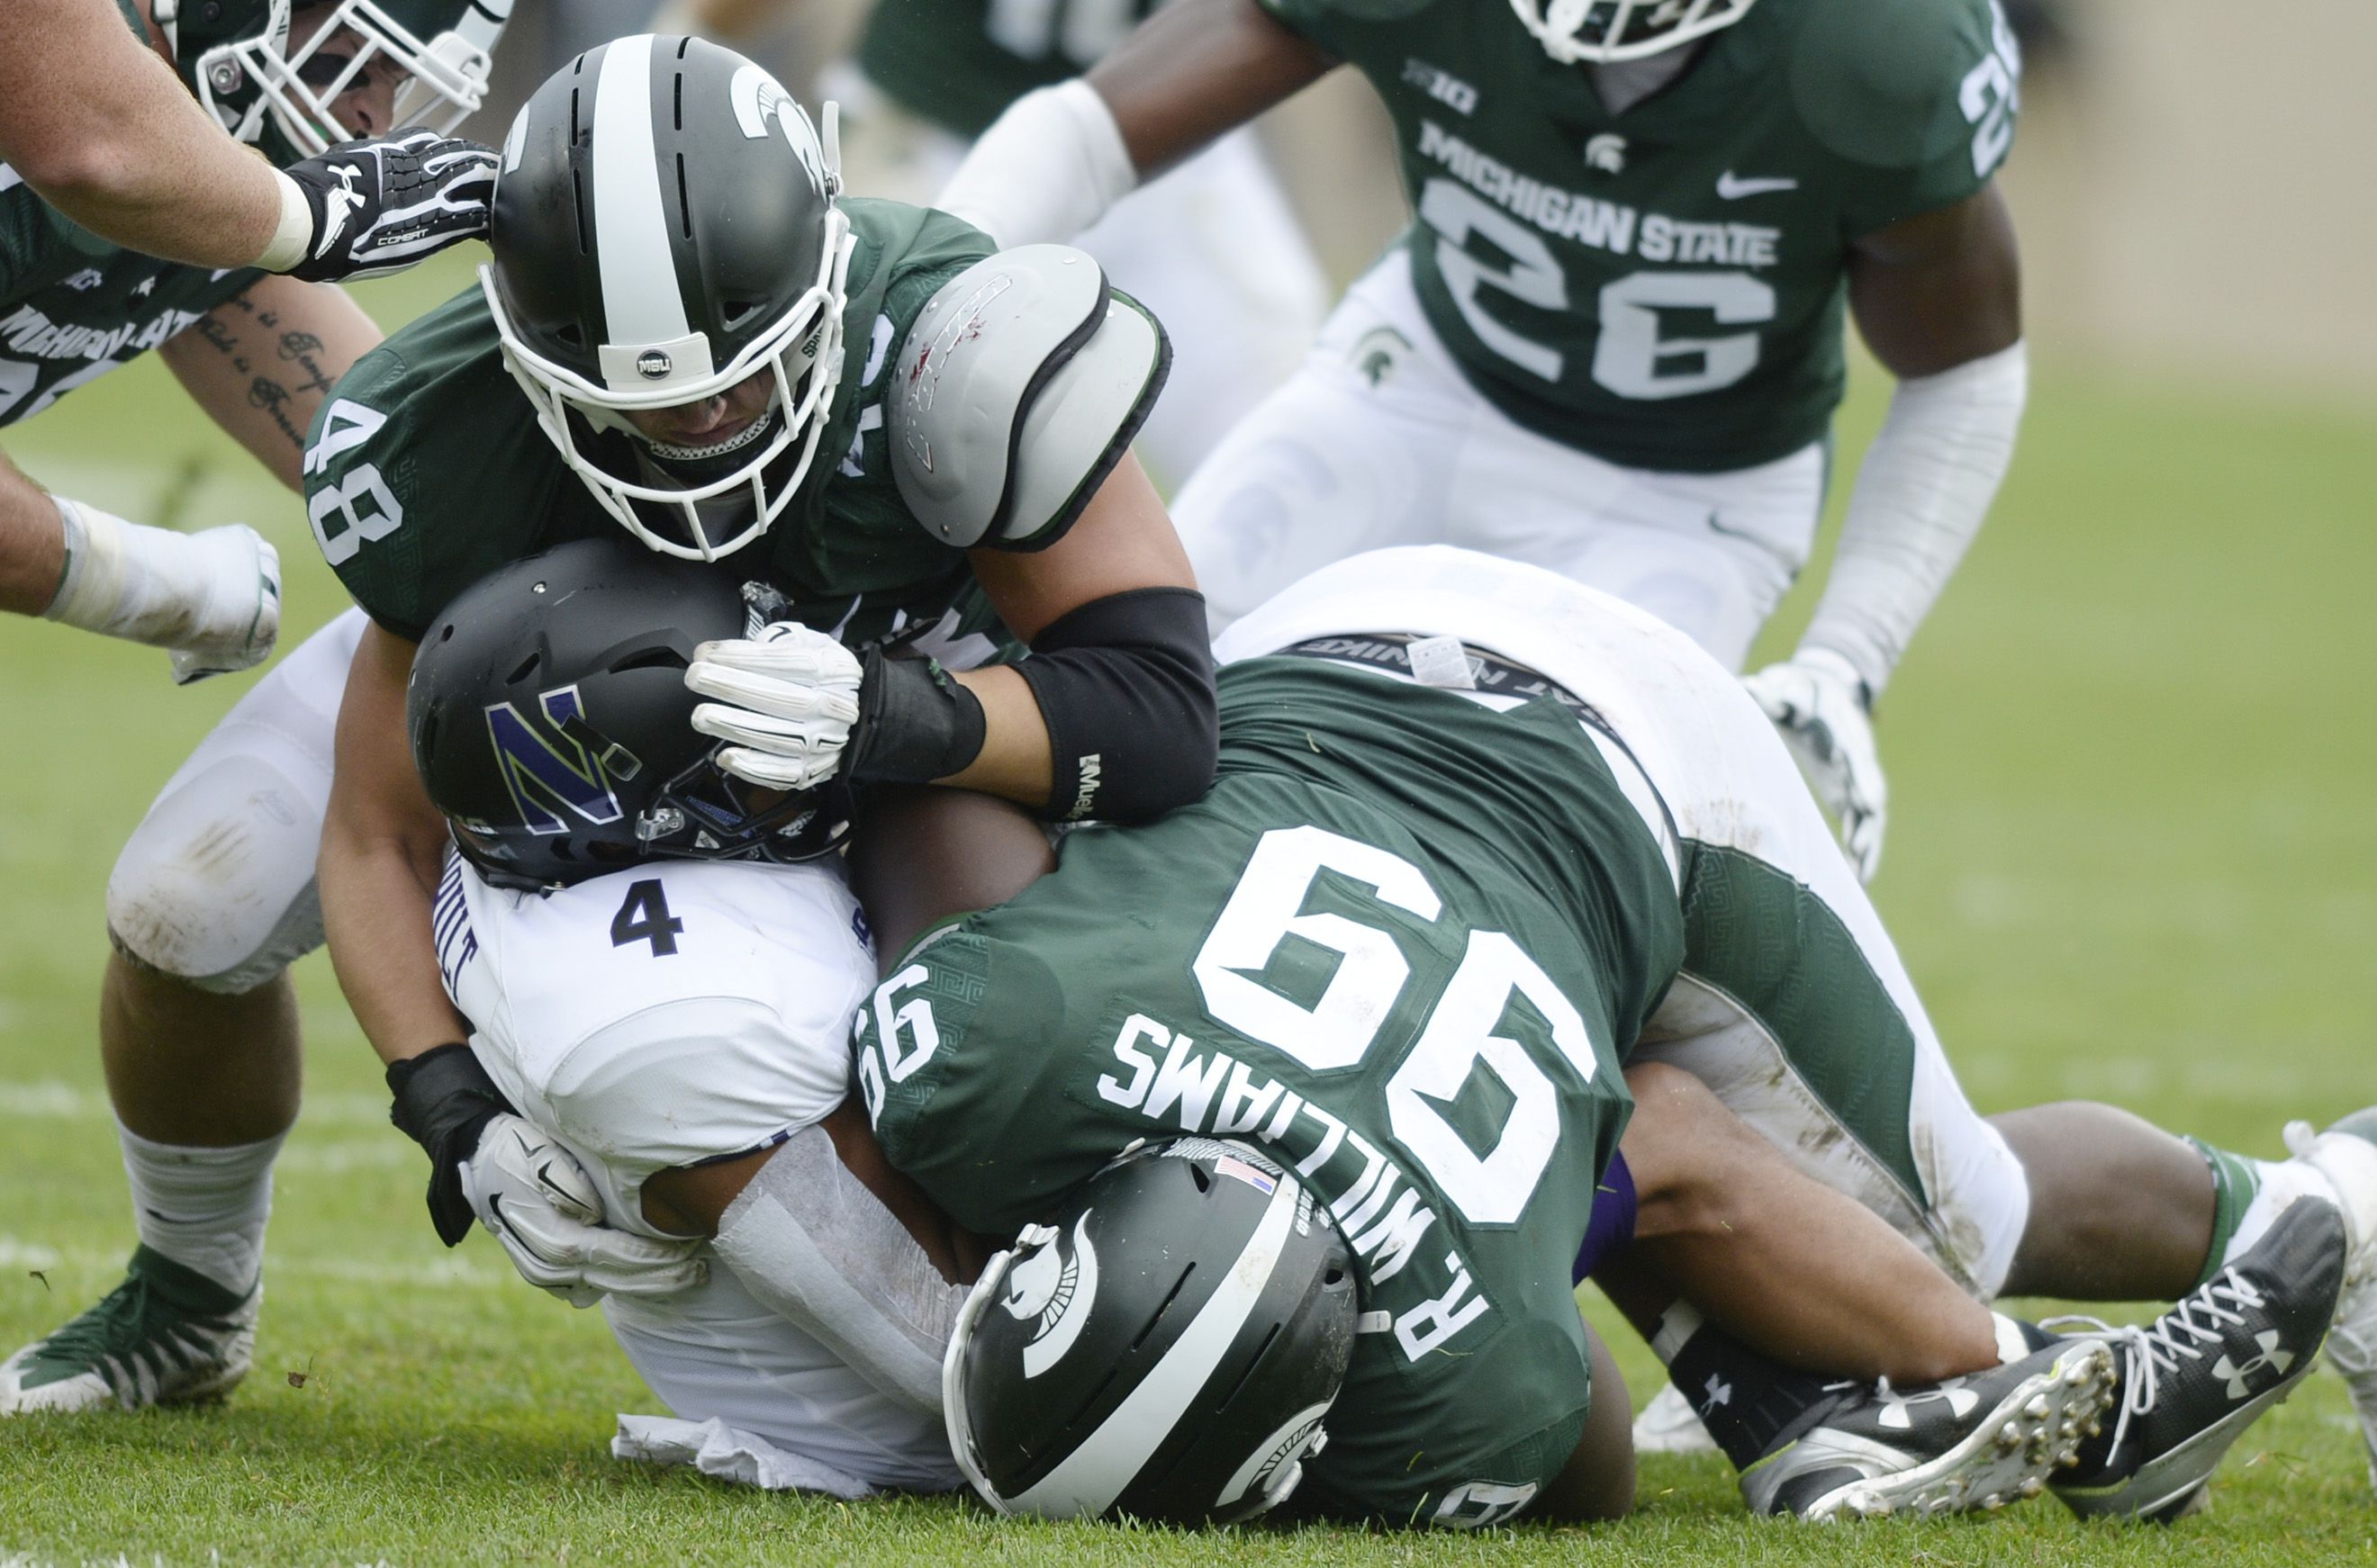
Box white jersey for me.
[438,852,872,1235]
[437,850,961,1494]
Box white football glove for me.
[1742,648,1888,884]
[167,522,282,685]
[460,1114,707,1309]
[684,621,865,791]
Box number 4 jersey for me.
[1261,0,2021,472]
[859,657,1685,1523]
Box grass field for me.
[3,254,2374,1563]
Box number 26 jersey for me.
[1261,0,2022,473]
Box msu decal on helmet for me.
[158,0,509,161]
[408,537,849,889]
[482,36,852,562]
[1506,0,1758,65]
[944,1140,1358,1526]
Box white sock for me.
[2220,1155,2339,1272]
[118,1122,285,1297]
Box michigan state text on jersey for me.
[0,0,505,1421]
[936,0,2031,876]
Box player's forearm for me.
[0,1,288,270]
[933,0,1327,245]
[942,665,1055,805]
[320,823,470,1068]
[0,454,68,616]
[163,275,385,492]
[1797,340,2028,697]
[932,82,1141,248]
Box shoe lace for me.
[2044,1266,2269,1460]
[33,1270,228,1395]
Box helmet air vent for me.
[607,646,691,675]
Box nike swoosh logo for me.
[1716,171,1798,199]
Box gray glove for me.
[460,1114,707,1308]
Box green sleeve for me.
[1794,0,2022,238]
[304,341,432,638]
[303,288,580,643]
[857,922,1118,1237]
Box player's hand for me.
[1742,648,1888,883]
[276,129,500,283]
[684,621,864,791]
[167,523,281,684]
[461,1115,708,1309]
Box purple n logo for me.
[484,685,625,834]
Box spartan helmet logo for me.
[728,63,830,198]
[1001,1213,1100,1379]
[1585,132,1628,173]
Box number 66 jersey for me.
[858,657,1685,1524]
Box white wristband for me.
[932,80,1140,248]
[254,169,315,274]
[1801,339,2029,697]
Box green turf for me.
[3,253,2374,1563]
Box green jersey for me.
[1258,0,2021,472]
[861,656,1684,1522]
[857,0,1161,140]
[0,5,260,428]
[307,200,1024,649]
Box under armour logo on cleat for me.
[1701,1374,1733,1411]
[1877,1381,1982,1429]
[2213,1331,2295,1399]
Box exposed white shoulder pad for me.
[890,244,1169,551]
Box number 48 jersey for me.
[1261,0,2021,473]
[859,657,1686,1523]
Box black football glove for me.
[386,1041,514,1246]
[277,128,500,283]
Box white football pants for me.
[1216,547,2028,1297]
[1177,250,1827,671]
[604,1263,962,1496]
[106,608,366,992]
[831,77,1328,489]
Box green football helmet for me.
[1507,0,1757,64]
[157,0,509,162]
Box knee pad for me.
[106,751,328,996]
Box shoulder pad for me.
[889,245,1170,551]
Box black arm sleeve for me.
[1014,585,1217,824]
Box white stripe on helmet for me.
[1001,1174,1303,1518]
[590,35,691,355]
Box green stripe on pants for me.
[1677,842,1927,1207]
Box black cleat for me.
[1740,1338,2116,1521]
[2049,1194,2347,1522]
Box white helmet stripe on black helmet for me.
[949,1171,1306,1519]
[587,35,698,372]
[484,36,853,561]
